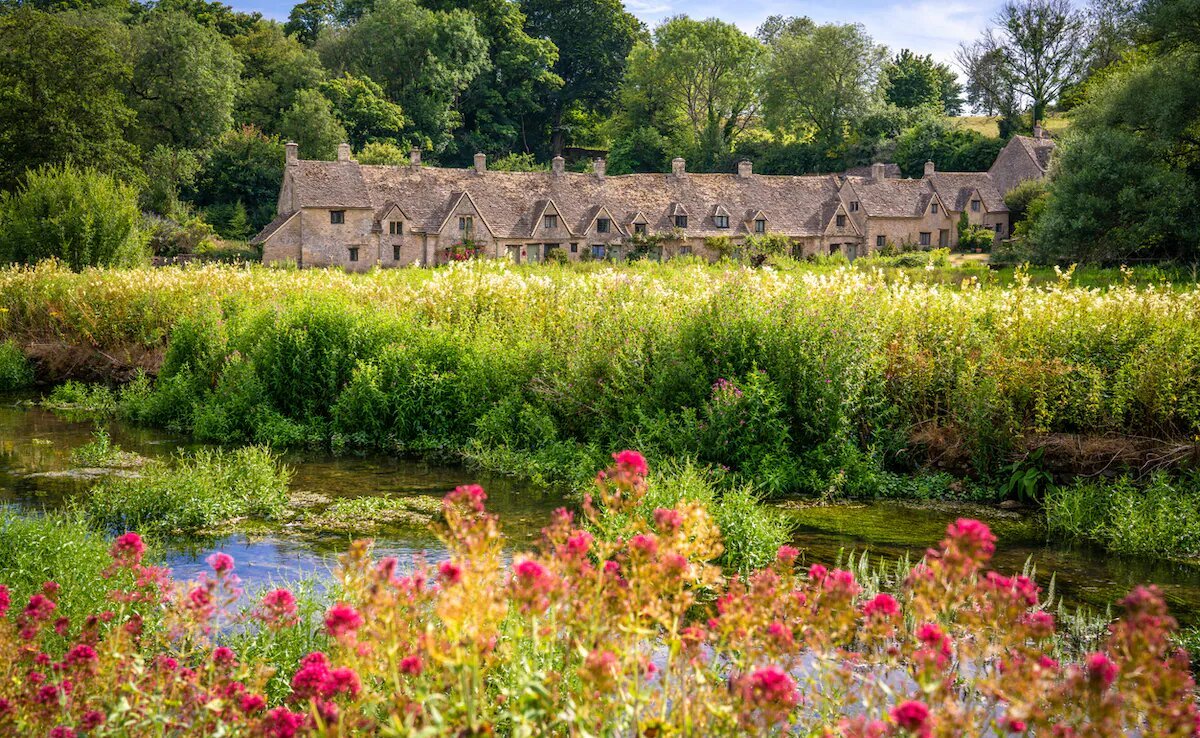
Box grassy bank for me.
[3,260,1199,501]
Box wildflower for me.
[776,545,800,565]
[564,530,593,557]
[49,726,75,738]
[1085,652,1118,690]
[212,646,237,667]
[653,507,683,532]
[110,532,146,566]
[207,552,235,574]
[0,585,8,617]
[325,666,361,697]
[240,694,266,713]
[891,700,930,734]
[80,710,105,730]
[612,450,648,477]
[256,589,299,630]
[739,666,798,726]
[437,560,463,586]
[629,534,659,559]
[64,644,98,670]
[324,604,363,639]
[258,706,308,738]
[511,558,555,614]
[862,593,900,620]
[582,649,620,691]
[399,655,423,676]
[291,653,331,700]
[946,518,996,560]
[444,484,487,514]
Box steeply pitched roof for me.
[927,172,1008,213]
[289,161,371,208]
[843,163,902,178]
[1013,135,1056,172]
[844,177,933,218]
[250,210,297,245]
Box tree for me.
[619,17,762,169]
[957,0,1090,125]
[279,89,347,160]
[760,20,887,146]
[356,141,409,165]
[129,11,242,150]
[607,126,671,174]
[880,49,963,115]
[321,74,405,150]
[153,0,263,38]
[0,165,147,270]
[0,9,139,190]
[193,126,284,229]
[141,145,202,220]
[522,0,644,157]
[892,117,1003,176]
[284,0,336,44]
[318,0,489,155]
[232,21,326,134]
[488,152,547,171]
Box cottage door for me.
[507,245,521,263]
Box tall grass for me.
[0,339,32,391]
[1044,474,1200,556]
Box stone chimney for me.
[593,158,606,180]
[1033,123,1046,139]
[737,159,753,178]
[410,148,422,167]
[285,142,299,166]
[924,160,936,177]
[871,162,886,180]
[672,157,686,179]
[337,143,352,162]
[551,156,565,176]
[474,152,486,173]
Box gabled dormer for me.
[627,211,650,236]
[744,209,768,235]
[823,202,860,236]
[583,204,623,237]
[436,191,494,239]
[668,202,689,230]
[711,204,732,230]
[375,201,410,236]
[530,199,574,237]
[926,191,950,219]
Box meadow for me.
[2,258,1200,555]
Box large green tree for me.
[0,9,139,190]
[232,21,326,134]
[193,126,285,229]
[522,0,643,157]
[318,0,488,155]
[279,88,347,160]
[880,49,963,115]
[321,73,405,150]
[760,19,887,146]
[128,11,242,150]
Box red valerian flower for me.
[212,646,237,667]
[582,649,620,691]
[239,694,267,713]
[324,604,363,638]
[110,532,146,566]
[739,666,798,726]
[258,706,308,738]
[511,558,556,614]
[776,545,800,565]
[946,518,996,559]
[1085,652,1118,690]
[612,450,648,477]
[862,593,900,619]
[652,507,683,532]
[207,552,235,574]
[256,589,299,630]
[399,655,423,676]
[891,700,931,733]
[438,560,463,586]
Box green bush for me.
[0,340,32,391]
[0,164,147,269]
[1045,474,1200,557]
[85,446,290,534]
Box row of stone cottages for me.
[252,130,1056,269]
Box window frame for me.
[393,244,401,261]
[544,213,558,230]
[754,218,766,234]
[330,210,345,225]
[876,235,886,248]
[971,200,981,213]
[348,246,359,262]
[835,214,846,228]
[389,221,402,235]
[674,214,688,229]
[633,222,647,235]
[931,202,939,215]
[919,232,932,247]
[714,214,729,229]
[459,216,474,233]
[596,218,610,234]
[590,244,606,259]
[849,201,859,212]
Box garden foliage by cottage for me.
[1,452,1196,736]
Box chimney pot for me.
[871,162,886,180]
[285,141,299,165]
[924,160,935,177]
[337,143,352,162]
[552,156,565,176]
[410,148,422,167]
[474,152,486,173]
[672,157,686,178]
[593,157,606,179]
[737,159,752,178]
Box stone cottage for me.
[253,137,1052,269]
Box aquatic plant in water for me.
[0,451,1197,736]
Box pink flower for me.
[582,649,620,689]
[629,534,659,558]
[80,710,105,729]
[212,646,237,667]
[444,484,487,514]
[324,604,363,638]
[110,532,146,566]
[291,653,331,700]
[564,531,593,557]
[807,563,828,583]
[438,560,463,586]
[946,518,996,559]
[653,507,683,532]
[776,546,800,565]
[324,666,360,697]
[49,727,75,738]
[612,450,648,477]
[891,700,930,732]
[207,552,235,574]
[0,585,9,618]
[511,559,555,614]
[24,593,56,622]
[399,655,423,676]
[240,694,266,713]
[64,644,98,669]
[256,589,299,630]
[1085,652,1118,690]
[739,666,798,725]
[862,593,900,619]
[259,706,308,738]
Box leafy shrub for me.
[1045,474,1200,556]
[85,446,290,534]
[699,373,791,475]
[0,340,32,391]
[44,381,117,413]
[1,452,1197,735]
[0,164,147,269]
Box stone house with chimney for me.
[988,125,1057,197]
[254,136,1052,269]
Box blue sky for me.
[232,0,1001,69]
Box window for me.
[931,203,939,215]
[591,244,606,259]
[348,246,359,262]
[919,232,931,246]
[849,201,859,212]
[754,219,766,233]
[679,245,692,256]
[634,222,647,235]
[596,218,610,234]
[836,214,846,228]
[459,216,473,233]
[714,215,729,229]
[544,214,558,229]
[876,235,886,248]
[570,243,578,253]
[971,200,981,212]
[330,210,345,224]
[393,244,401,261]
[995,223,1003,234]
[389,221,402,235]
[675,215,688,229]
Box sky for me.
[232,0,1004,69]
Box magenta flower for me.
[256,588,299,630]
[1086,652,1118,690]
[739,666,798,725]
[891,700,930,732]
[862,593,900,619]
[110,532,146,566]
[612,449,648,477]
[207,552,235,574]
[324,604,363,638]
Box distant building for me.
[254,136,1053,269]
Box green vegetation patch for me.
[1045,474,1200,557]
[0,339,33,392]
[301,494,443,534]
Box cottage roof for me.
[927,172,1008,213]
[250,210,297,245]
[842,163,903,178]
[844,177,933,218]
[290,160,371,208]
[1014,135,1056,172]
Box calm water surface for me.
[4,401,1200,624]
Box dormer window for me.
[544,214,558,229]
[389,221,402,235]
[714,215,729,229]
[849,201,859,212]
[459,216,473,233]
[836,214,846,228]
[330,210,345,224]
[675,215,688,229]
[634,222,647,235]
[754,218,766,233]
[931,203,939,215]
[971,200,981,212]
[596,218,610,234]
